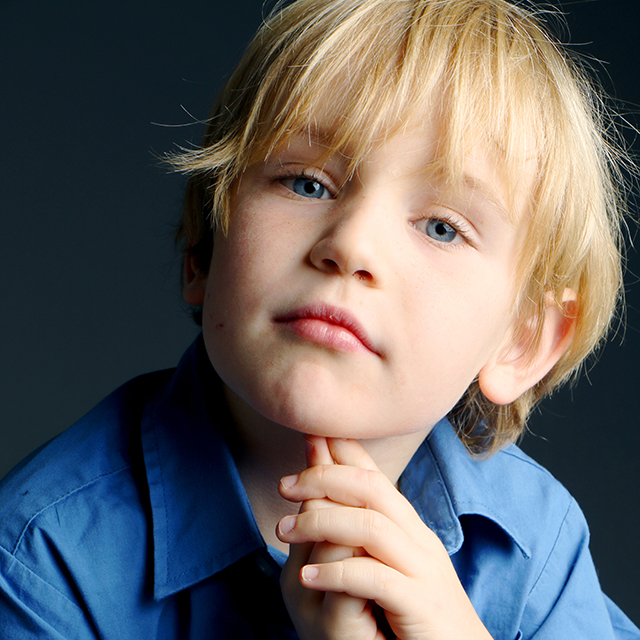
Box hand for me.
[277,437,493,640]
[279,436,385,639]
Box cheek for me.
[199,214,302,377]
[403,262,514,373]
[212,202,305,289]
[199,234,260,362]
[206,224,272,308]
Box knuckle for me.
[372,564,390,595]
[301,497,331,513]
[316,463,333,484]
[362,469,387,507]
[371,563,404,603]
[363,509,388,541]
[313,541,359,564]
[307,507,323,532]
[335,560,348,589]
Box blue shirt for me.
[0,337,637,639]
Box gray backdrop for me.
[1,0,638,626]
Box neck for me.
[221,385,431,553]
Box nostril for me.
[353,269,373,282]
[322,258,340,272]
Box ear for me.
[478,290,578,405]
[182,252,208,306]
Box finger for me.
[299,556,413,625]
[278,474,337,512]
[300,556,485,640]
[280,540,316,604]
[308,540,367,565]
[281,540,383,640]
[283,540,314,576]
[297,496,335,512]
[278,495,355,544]
[279,434,335,502]
[280,541,325,627]
[277,498,339,544]
[278,506,419,576]
[280,464,426,541]
[327,438,380,471]
[305,435,333,467]
[321,592,387,640]
[285,567,385,640]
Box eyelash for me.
[274,168,336,199]
[414,211,474,249]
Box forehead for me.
[247,0,548,189]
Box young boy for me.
[0,0,638,638]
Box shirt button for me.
[256,554,274,578]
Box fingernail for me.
[280,474,299,489]
[279,515,296,535]
[301,565,320,581]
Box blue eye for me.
[288,176,330,199]
[424,218,458,243]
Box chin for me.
[222,359,437,440]
[260,397,417,440]
[249,391,367,438]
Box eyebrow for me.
[459,174,515,225]
[290,124,368,163]
[277,129,354,176]
[289,126,337,150]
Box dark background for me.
[1,0,638,626]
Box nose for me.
[308,197,386,286]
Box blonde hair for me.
[170,0,628,455]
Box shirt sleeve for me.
[0,544,98,640]
[518,499,639,640]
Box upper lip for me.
[275,302,381,356]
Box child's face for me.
[194,119,531,441]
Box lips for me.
[274,302,380,356]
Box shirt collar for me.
[141,336,265,601]
[399,418,532,560]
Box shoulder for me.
[421,420,581,562]
[0,369,178,636]
[418,422,634,638]
[484,443,581,548]
[0,369,173,558]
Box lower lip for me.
[278,318,372,354]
